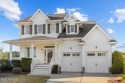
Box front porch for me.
[3,36,62,74]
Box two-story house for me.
[4,9,117,74]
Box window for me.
[25,47,30,57]
[87,53,95,56]
[50,24,56,33]
[71,25,75,32]
[37,25,43,33]
[24,26,30,34]
[34,47,36,57]
[98,53,105,56]
[63,53,70,56]
[73,53,80,56]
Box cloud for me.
[55,8,88,21]
[0,0,22,21]
[108,17,114,23]
[106,29,114,34]
[116,43,125,48]
[55,8,66,14]
[73,12,88,21]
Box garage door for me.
[61,53,82,72]
[85,52,108,73]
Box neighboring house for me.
[4,9,117,74]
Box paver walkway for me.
[47,73,115,83]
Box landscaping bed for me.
[0,72,49,83]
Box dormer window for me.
[67,25,78,34]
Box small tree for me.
[111,51,124,74]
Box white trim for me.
[82,24,113,40]
[64,14,68,20]
[28,9,50,21]
[67,15,78,21]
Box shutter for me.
[48,24,50,33]
[30,25,32,34]
[43,24,46,34]
[68,25,70,33]
[56,23,59,33]
[34,25,37,34]
[22,25,24,35]
[75,25,77,33]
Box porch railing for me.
[31,57,36,72]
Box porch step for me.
[31,64,51,75]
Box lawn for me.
[0,72,49,83]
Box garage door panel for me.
[85,52,108,73]
[61,53,82,72]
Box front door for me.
[45,48,54,63]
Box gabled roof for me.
[17,16,32,22]
[67,15,78,21]
[17,11,67,23]
[28,9,50,21]
[47,13,67,20]
[58,22,96,38]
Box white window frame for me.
[25,47,30,57]
[50,24,56,33]
[37,25,43,34]
[24,26,30,34]
[66,25,78,34]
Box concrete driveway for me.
[46,73,115,83]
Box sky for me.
[0,0,125,52]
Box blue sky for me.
[0,0,125,52]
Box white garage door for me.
[61,53,82,72]
[85,52,108,73]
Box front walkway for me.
[47,73,115,83]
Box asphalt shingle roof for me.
[58,23,96,38]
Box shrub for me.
[0,60,13,71]
[12,67,22,74]
[21,58,32,72]
[52,64,58,74]
[111,51,124,74]
[11,60,21,67]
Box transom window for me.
[50,24,56,33]
[87,53,95,56]
[98,53,105,56]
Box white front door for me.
[61,53,82,72]
[85,52,108,73]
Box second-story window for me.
[50,24,56,33]
[24,26,30,34]
[37,25,43,33]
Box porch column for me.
[10,44,12,61]
[30,44,34,59]
[55,43,58,64]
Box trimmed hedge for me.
[111,51,124,74]
[21,58,32,72]
[11,60,21,67]
[12,67,22,74]
[0,60,13,71]
[52,64,58,74]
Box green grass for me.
[0,75,49,83]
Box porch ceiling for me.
[3,36,62,46]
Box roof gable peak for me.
[28,9,50,21]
